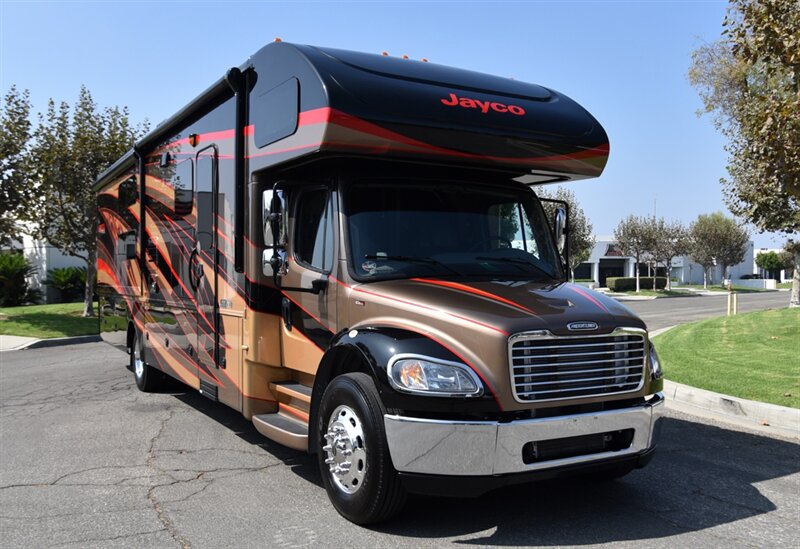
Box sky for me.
[0,0,789,249]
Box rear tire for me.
[131,330,162,392]
[317,373,406,524]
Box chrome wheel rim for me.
[323,405,367,494]
[133,336,144,378]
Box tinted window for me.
[254,78,299,148]
[295,189,334,272]
[174,160,193,217]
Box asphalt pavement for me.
[1,339,798,548]
[622,290,790,332]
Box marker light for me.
[649,341,663,380]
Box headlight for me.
[648,341,663,380]
[387,355,483,397]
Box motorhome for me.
[95,41,664,524]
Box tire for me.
[131,330,162,392]
[317,373,406,524]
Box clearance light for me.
[649,341,663,380]
[274,37,282,43]
[402,54,409,59]
[381,51,389,56]
[421,58,429,63]
[188,133,199,147]
[388,355,483,397]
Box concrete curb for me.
[652,324,799,438]
[663,379,800,437]
[18,334,102,350]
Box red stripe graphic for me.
[411,278,537,316]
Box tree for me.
[689,212,749,288]
[648,218,690,291]
[0,86,33,247]
[689,0,800,305]
[755,251,784,278]
[785,239,800,306]
[27,86,147,316]
[717,219,750,281]
[537,186,595,282]
[614,215,650,292]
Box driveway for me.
[1,343,798,548]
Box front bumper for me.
[384,392,664,477]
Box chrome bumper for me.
[384,392,664,476]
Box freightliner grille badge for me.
[567,321,599,331]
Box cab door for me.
[279,186,338,373]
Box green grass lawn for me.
[0,302,99,338]
[653,308,800,408]
[777,281,793,290]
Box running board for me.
[252,412,309,452]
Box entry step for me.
[253,412,309,452]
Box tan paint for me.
[281,324,324,375]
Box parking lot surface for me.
[1,341,798,548]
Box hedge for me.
[606,277,667,292]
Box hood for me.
[353,279,645,336]
[343,278,649,411]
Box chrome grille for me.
[509,330,646,402]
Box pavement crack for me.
[46,528,168,547]
[144,410,191,549]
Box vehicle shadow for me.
[166,384,799,545]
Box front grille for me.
[509,330,646,402]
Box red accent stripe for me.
[411,278,537,316]
[568,285,610,314]
[329,276,508,336]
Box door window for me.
[294,189,334,272]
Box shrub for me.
[0,252,41,306]
[606,277,667,292]
[44,266,87,303]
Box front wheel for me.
[317,373,406,524]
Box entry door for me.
[191,146,220,390]
[280,186,338,374]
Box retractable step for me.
[270,381,312,421]
[252,412,308,451]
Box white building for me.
[3,232,85,303]
[574,236,755,287]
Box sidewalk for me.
[0,335,39,351]
[0,334,101,352]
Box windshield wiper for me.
[475,256,555,279]
[364,254,461,276]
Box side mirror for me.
[554,207,567,255]
[262,189,286,247]
[262,188,287,279]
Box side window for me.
[294,189,334,272]
[253,78,299,148]
[173,159,193,217]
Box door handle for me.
[281,297,292,331]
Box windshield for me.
[345,181,563,282]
